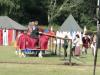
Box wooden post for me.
[49,37,52,52]
[69,40,72,65]
[93,0,100,75]
[54,38,57,55]
[51,37,54,53]
[93,21,99,75]
[59,39,61,56]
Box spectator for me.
[91,34,97,56]
[63,35,69,59]
[71,38,76,56]
[74,34,81,57]
[82,34,90,54]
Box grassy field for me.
[0,46,100,75]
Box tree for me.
[48,0,83,25]
[0,0,20,15]
[48,0,97,30]
[0,0,97,30]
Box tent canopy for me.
[0,16,27,30]
[59,14,82,32]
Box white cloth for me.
[73,38,80,46]
[32,26,36,30]
[13,30,16,41]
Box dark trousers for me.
[71,46,75,56]
[63,45,68,59]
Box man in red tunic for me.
[82,34,90,54]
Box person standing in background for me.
[91,34,97,56]
[74,34,81,57]
[82,34,90,55]
[63,35,69,59]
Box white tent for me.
[57,14,83,44]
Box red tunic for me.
[82,37,90,48]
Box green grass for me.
[0,63,100,75]
[0,46,100,75]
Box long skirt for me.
[74,46,80,56]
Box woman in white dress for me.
[74,34,81,56]
[91,34,97,56]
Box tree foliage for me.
[0,0,98,30]
[0,0,20,15]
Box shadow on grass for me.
[25,53,60,57]
[63,62,80,66]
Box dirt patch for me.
[0,61,100,67]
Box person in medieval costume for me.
[91,34,97,56]
[82,34,90,55]
[31,21,39,38]
[71,38,76,56]
[74,34,81,57]
[63,35,69,59]
[30,21,39,48]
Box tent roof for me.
[0,16,27,30]
[59,14,82,32]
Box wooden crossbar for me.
[39,32,71,40]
